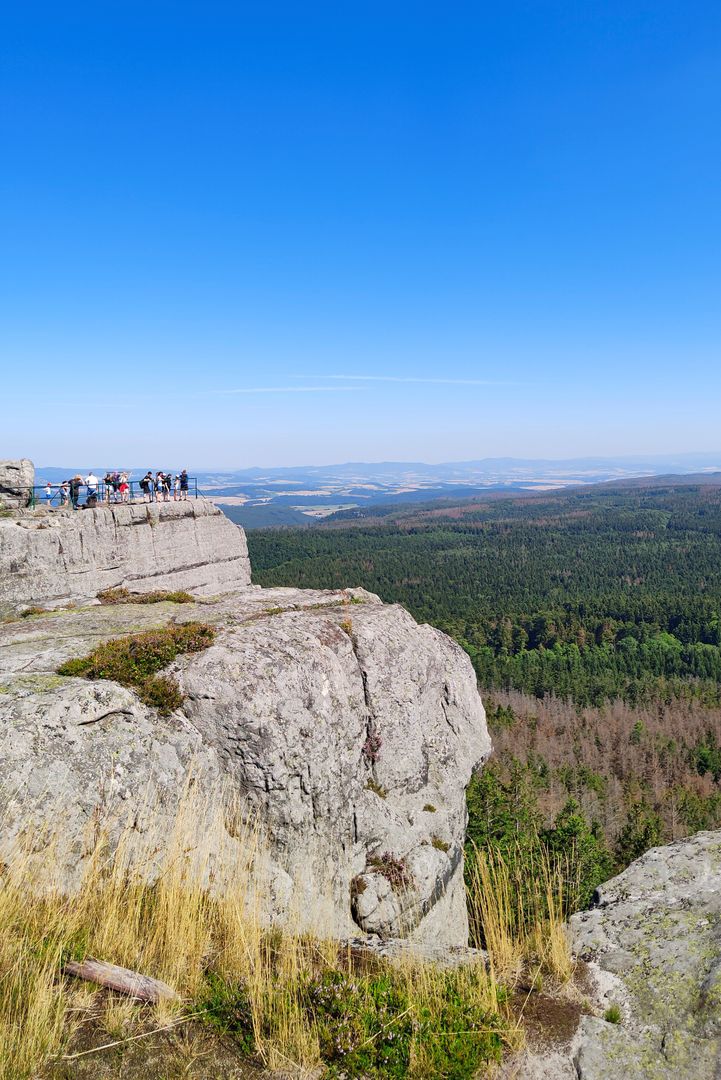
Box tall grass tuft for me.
[465,840,575,985]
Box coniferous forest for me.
[248,480,721,900]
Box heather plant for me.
[57,622,215,714]
[368,852,411,891]
[97,587,194,604]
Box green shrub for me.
[137,674,185,714]
[57,622,215,714]
[431,836,450,853]
[306,968,505,1079]
[604,1004,622,1024]
[200,973,254,1053]
[614,799,663,865]
[465,763,614,925]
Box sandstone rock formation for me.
[569,830,721,1078]
[0,500,252,609]
[0,584,490,944]
[502,831,721,1079]
[0,458,34,508]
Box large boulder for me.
[569,830,721,1078]
[0,585,490,945]
[0,500,252,608]
[0,458,34,508]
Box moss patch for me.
[57,622,215,714]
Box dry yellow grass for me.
[465,841,574,986]
[0,788,514,1079]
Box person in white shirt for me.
[85,473,99,504]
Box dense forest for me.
[248,481,721,899]
[250,483,721,706]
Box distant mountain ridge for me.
[36,454,721,529]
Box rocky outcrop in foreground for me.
[569,830,721,1078]
[0,500,252,607]
[0,585,490,944]
[508,830,721,1078]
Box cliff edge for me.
[0,499,252,608]
[0,465,490,946]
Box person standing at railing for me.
[103,472,114,503]
[119,473,129,502]
[60,481,69,506]
[70,476,82,509]
[179,469,189,500]
[139,471,153,502]
[44,481,52,503]
[85,472,99,507]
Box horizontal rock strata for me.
[0,500,252,607]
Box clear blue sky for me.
[2,2,720,467]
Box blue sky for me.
[2,2,720,467]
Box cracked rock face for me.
[0,500,252,608]
[0,586,490,945]
[569,830,721,1079]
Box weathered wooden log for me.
[64,958,181,1003]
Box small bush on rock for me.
[57,622,215,714]
[97,587,194,605]
[368,853,411,892]
[363,731,382,762]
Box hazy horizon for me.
[34,450,721,476]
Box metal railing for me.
[25,477,200,509]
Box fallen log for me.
[64,958,181,1003]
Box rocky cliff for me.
[0,500,252,608]
[0,475,490,945]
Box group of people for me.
[137,470,190,502]
[44,470,190,509]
